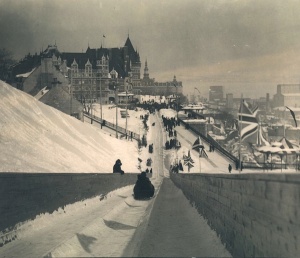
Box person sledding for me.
[133,172,155,200]
[113,159,124,175]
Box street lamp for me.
[173,82,178,120]
[125,79,133,139]
[110,81,119,138]
[98,71,103,121]
[69,74,73,116]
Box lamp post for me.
[125,79,133,139]
[97,70,103,121]
[125,89,128,138]
[90,79,93,124]
[174,82,178,120]
[70,73,73,116]
[114,81,119,138]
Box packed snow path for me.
[137,178,231,257]
[0,112,231,257]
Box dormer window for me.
[71,59,78,76]
[85,59,92,77]
[110,68,118,79]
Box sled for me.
[133,194,155,201]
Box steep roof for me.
[61,47,127,77]
[40,86,83,115]
[124,36,140,63]
[60,52,88,69]
[124,36,135,54]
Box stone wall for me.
[170,173,300,257]
[0,173,138,234]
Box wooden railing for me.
[84,113,140,141]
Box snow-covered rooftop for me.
[16,67,36,78]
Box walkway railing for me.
[84,113,140,141]
[179,118,239,164]
[179,118,300,170]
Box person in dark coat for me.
[133,172,155,200]
[113,159,124,174]
[228,164,232,173]
[178,160,184,171]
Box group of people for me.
[228,161,244,173]
[113,159,155,200]
[170,160,184,173]
[167,129,177,138]
[145,167,153,173]
[162,115,180,131]
[165,138,181,150]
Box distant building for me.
[209,86,223,102]
[226,93,233,109]
[133,60,183,96]
[273,84,300,107]
[10,35,183,104]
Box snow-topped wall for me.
[0,173,138,244]
[171,173,300,257]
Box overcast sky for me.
[1,0,300,98]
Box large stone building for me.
[9,36,183,105]
[273,84,300,107]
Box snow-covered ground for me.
[1,80,296,174]
[159,108,299,174]
[0,81,140,173]
[91,103,148,135]
[0,107,231,258]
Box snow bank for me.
[0,81,139,172]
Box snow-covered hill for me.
[0,81,139,172]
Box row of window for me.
[74,93,108,99]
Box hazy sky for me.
[1,0,300,98]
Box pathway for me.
[0,111,232,257]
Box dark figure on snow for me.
[113,159,124,175]
[165,140,170,150]
[235,160,239,170]
[178,160,184,171]
[133,172,155,200]
[228,164,232,173]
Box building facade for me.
[10,35,183,105]
[273,84,300,107]
[133,60,183,96]
[209,86,224,102]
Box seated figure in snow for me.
[113,159,124,175]
[133,172,154,200]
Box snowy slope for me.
[0,81,139,173]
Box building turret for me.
[143,59,149,80]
